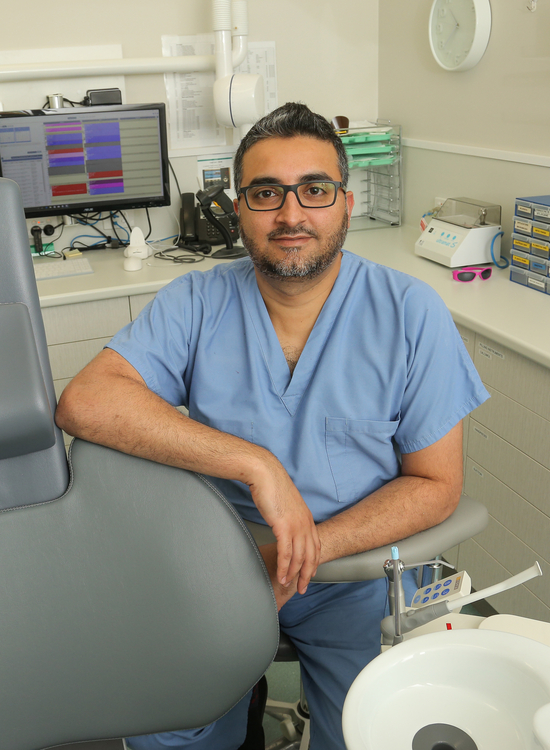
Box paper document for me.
[162,34,226,151]
[162,36,278,152]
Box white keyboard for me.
[34,257,94,281]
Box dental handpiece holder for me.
[381,559,543,645]
[415,197,502,268]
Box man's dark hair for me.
[233,102,349,192]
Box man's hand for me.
[259,543,299,611]
[247,457,320,596]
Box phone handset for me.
[180,193,198,243]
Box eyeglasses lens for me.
[481,268,492,279]
[457,271,476,282]
[245,182,337,210]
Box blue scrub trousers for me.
[126,571,418,750]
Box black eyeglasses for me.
[238,181,343,211]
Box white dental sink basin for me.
[343,629,550,750]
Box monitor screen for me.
[0,103,171,218]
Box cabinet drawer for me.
[464,458,550,566]
[473,335,550,421]
[457,538,550,621]
[455,322,476,361]
[48,337,112,380]
[467,419,550,517]
[130,293,156,320]
[474,516,549,604]
[473,386,550,471]
[42,298,130,345]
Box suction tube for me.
[446,561,542,612]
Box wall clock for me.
[429,0,492,71]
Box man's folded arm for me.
[55,348,320,592]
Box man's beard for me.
[239,209,349,281]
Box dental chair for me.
[0,176,279,750]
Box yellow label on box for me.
[512,254,530,266]
[513,239,530,249]
[533,225,550,238]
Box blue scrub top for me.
[107,250,489,525]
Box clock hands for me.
[443,10,459,49]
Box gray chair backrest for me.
[0,178,69,508]
[0,177,278,750]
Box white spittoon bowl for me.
[342,629,550,750]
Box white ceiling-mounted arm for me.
[0,55,215,83]
[213,0,233,80]
[0,0,248,83]
[213,0,264,128]
[231,0,249,69]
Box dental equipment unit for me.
[342,549,550,750]
[381,547,543,645]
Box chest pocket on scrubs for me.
[325,417,399,503]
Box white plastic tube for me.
[447,562,543,612]
[0,56,214,82]
[0,0,248,83]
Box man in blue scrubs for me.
[56,102,489,750]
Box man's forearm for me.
[56,348,321,591]
[316,473,460,566]
[315,422,464,566]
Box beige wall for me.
[378,1,550,154]
[378,1,550,249]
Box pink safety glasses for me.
[452,266,492,282]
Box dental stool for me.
[0,176,279,750]
[245,494,488,750]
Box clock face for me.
[429,0,491,71]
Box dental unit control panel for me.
[415,197,502,267]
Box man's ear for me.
[233,197,240,215]
[345,191,355,227]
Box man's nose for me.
[275,191,308,225]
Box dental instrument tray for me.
[415,197,502,268]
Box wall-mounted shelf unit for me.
[343,121,402,231]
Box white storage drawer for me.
[455,322,476,361]
[129,293,156,320]
[473,335,550,422]
[457,538,550,622]
[42,298,131,345]
[467,419,550,518]
[473,515,549,605]
[464,457,550,568]
[473,386,550,471]
[48,337,112,381]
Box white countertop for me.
[36,225,550,369]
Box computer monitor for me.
[0,103,171,219]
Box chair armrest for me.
[244,494,488,583]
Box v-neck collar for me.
[241,252,357,416]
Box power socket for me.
[26,218,58,240]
